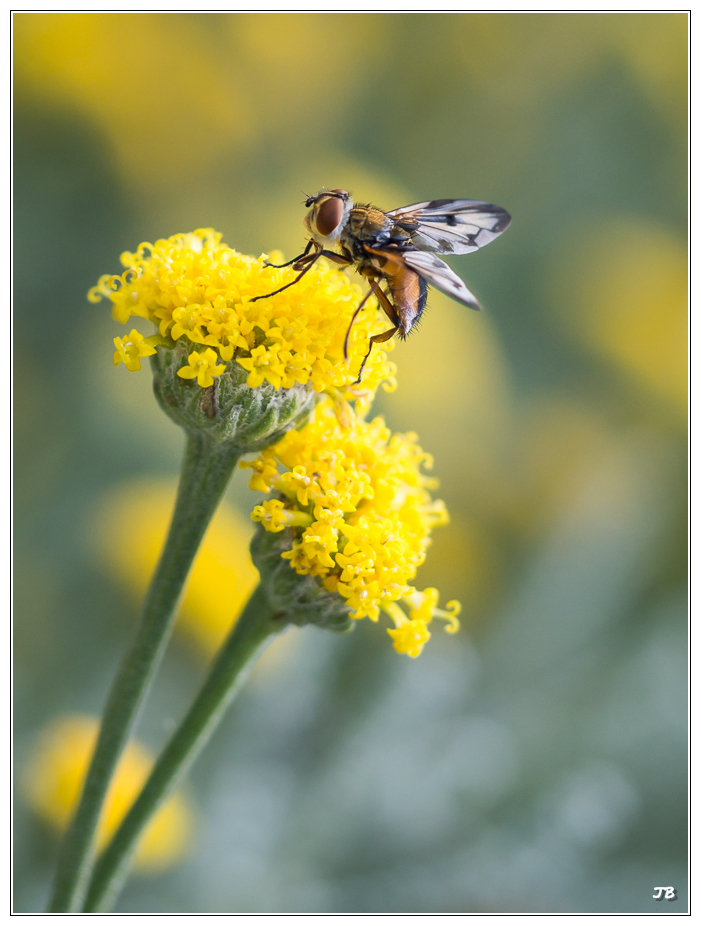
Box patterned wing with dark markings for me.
[401,251,482,311]
[387,199,511,255]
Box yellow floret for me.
[176,348,227,388]
[113,329,157,372]
[251,499,291,532]
[387,618,431,658]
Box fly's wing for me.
[402,251,482,310]
[387,199,511,254]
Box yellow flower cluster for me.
[246,400,460,657]
[90,229,396,395]
[23,715,192,873]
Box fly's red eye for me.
[316,197,344,236]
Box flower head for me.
[246,400,459,655]
[23,715,192,872]
[90,229,396,396]
[90,230,397,450]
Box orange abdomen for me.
[383,262,428,337]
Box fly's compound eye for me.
[315,196,344,237]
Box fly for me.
[252,189,511,381]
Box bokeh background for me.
[13,12,687,914]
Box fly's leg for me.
[292,252,322,270]
[253,244,353,301]
[343,280,382,360]
[250,249,321,301]
[266,243,351,272]
[293,249,350,273]
[353,285,400,384]
[264,239,313,268]
[319,250,353,266]
[375,285,400,323]
[354,325,398,385]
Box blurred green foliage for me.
[13,12,687,913]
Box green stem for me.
[83,584,283,913]
[49,433,242,912]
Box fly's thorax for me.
[345,206,393,244]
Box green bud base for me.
[251,525,353,633]
[151,343,317,451]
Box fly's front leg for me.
[292,248,349,272]
[319,250,353,267]
[264,239,314,269]
[291,252,322,270]
[251,249,322,302]
[254,244,352,303]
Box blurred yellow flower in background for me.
[550,221,687,418]
[94,479,259,658]
[13,13,252,186]
[13,13,391,194]
[23,715,192,873]
[603,12,687,127]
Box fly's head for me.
[303,189,353,247]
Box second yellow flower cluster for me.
[245,400,460,657]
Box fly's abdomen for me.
[386,266,428,337]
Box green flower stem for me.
[49,433,242,913]
[83,583,284,913]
